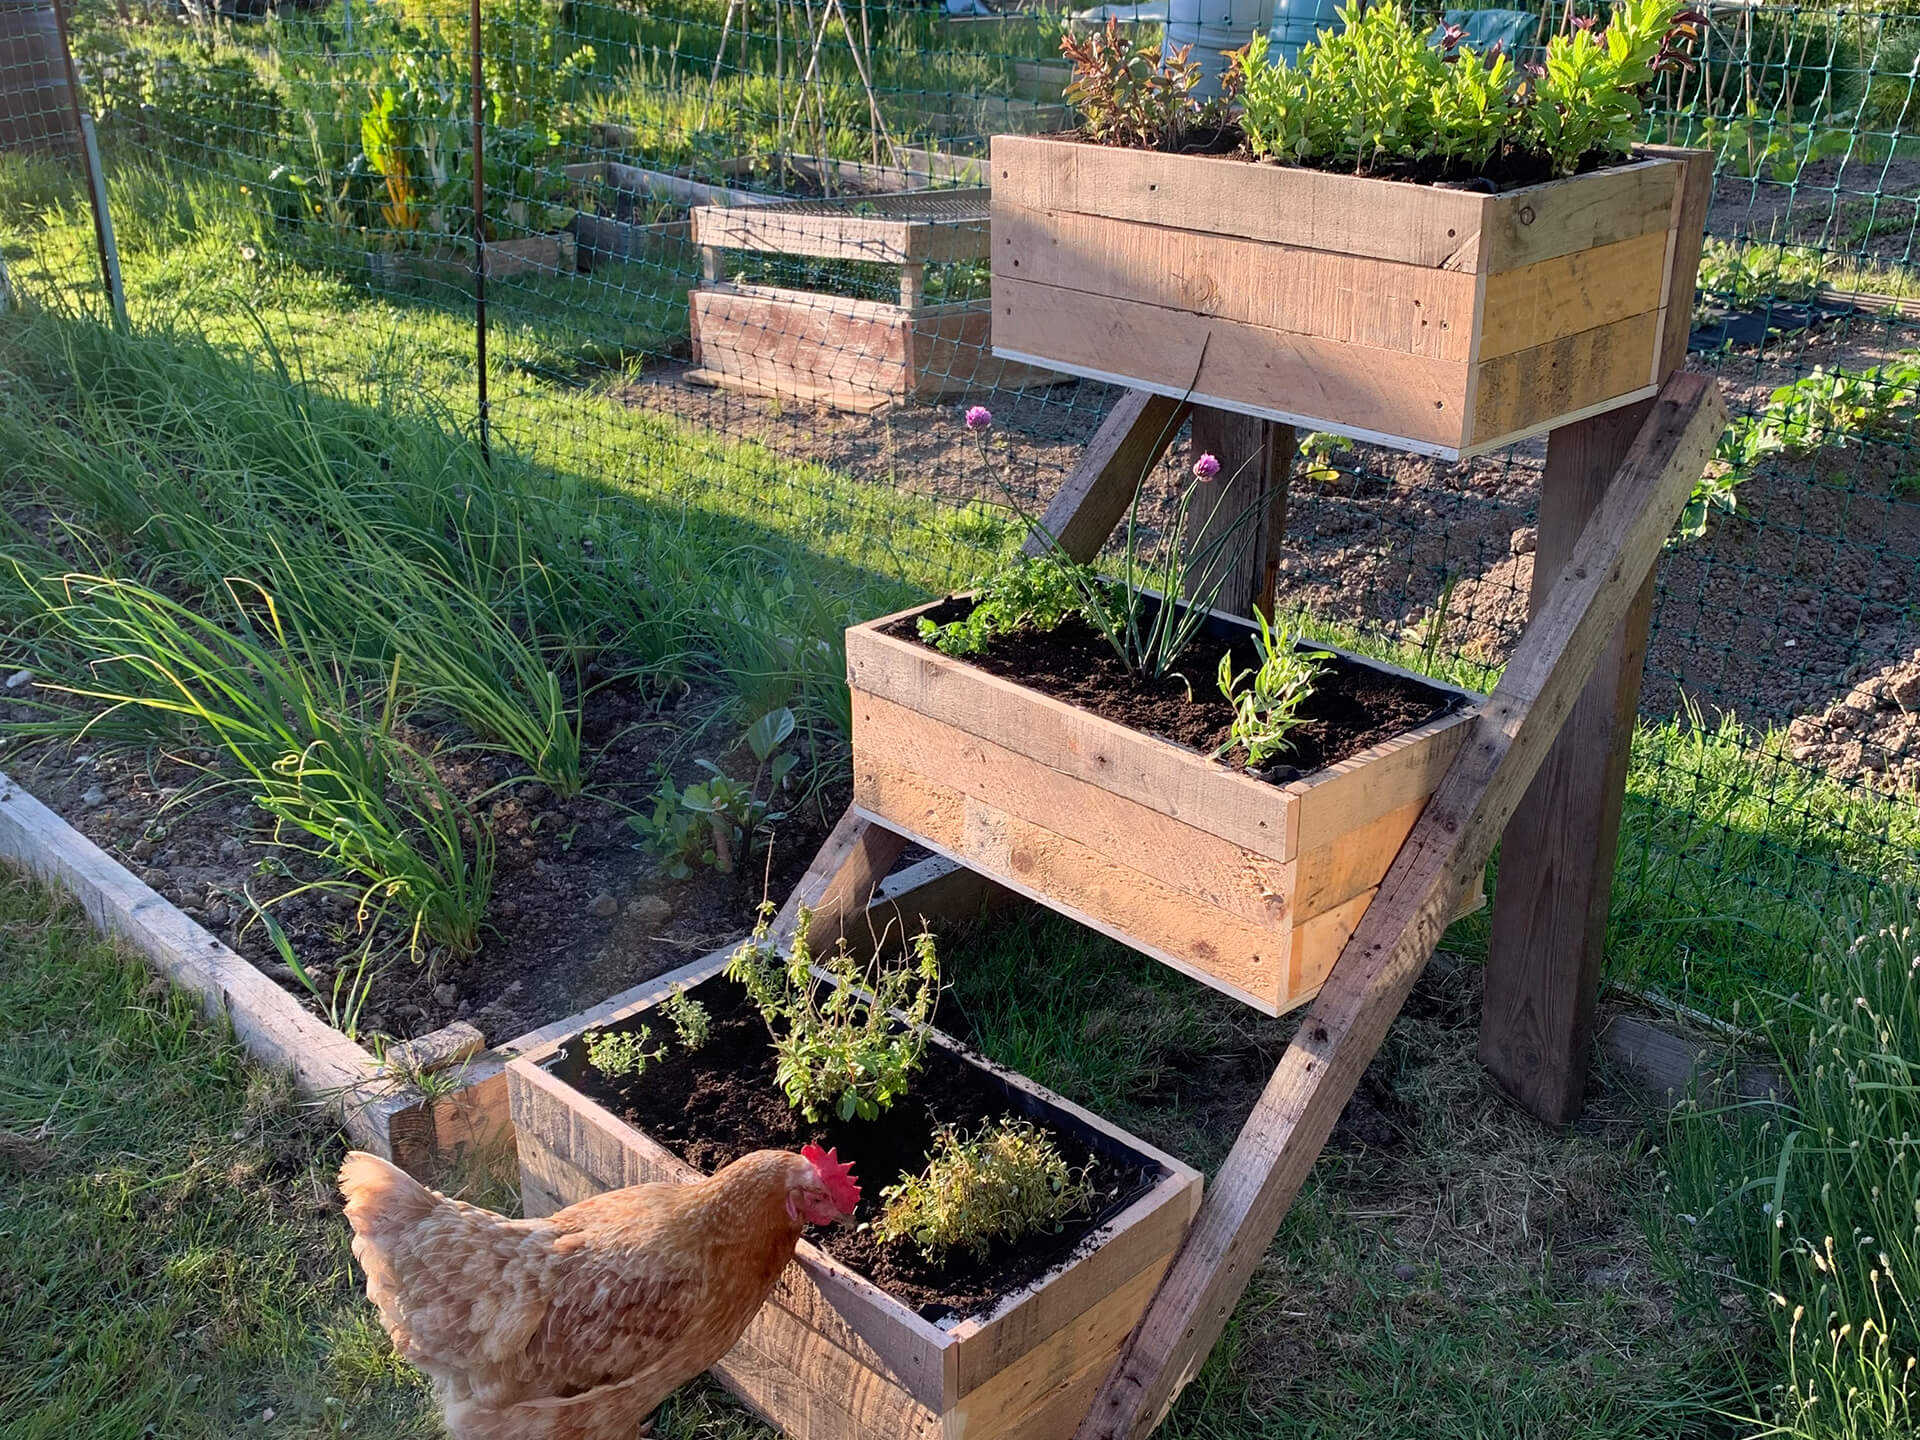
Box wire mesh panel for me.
[1,0,1917,1015]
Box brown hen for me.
[339,1143,860,1440]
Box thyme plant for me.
[875,1119,1095,1260]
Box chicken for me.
[338,1143,861,1440]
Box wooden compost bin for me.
[689,187,1052,410]
[846,600,1484,1016]
[508,952,1202,1440]
[988,135,1710,459]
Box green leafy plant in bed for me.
[727,903,940,1123]
[1217,611,1334,768]
[633,706,798,877]
[874,1119,1096,1261]
[916,553,1099,658]
[1064,0,1703,180]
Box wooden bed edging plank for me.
[1070,372,1727,1440]
[0,770,403,1154]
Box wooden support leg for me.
[773,807,909,957]
[1023,389,1190,564]
[1182,408,1294,620]
[1071,376,1726,1440]
[1478,400,1659,1126]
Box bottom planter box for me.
[508,953,1201,1440]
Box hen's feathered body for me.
[339,1145,857,1440]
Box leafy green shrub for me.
[917,554,1098,658]
[1217,612,1332,768]
[585,1024,666,1079]
[726,903,940,1123]
[1096,0,1706,179]
[1660,887,1920,1437]
[875,1119,1095,1260]
[1060,18,1233,152]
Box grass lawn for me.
[1,860,1737,1439]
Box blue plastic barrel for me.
[1267,0,1343,64]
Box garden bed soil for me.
[548,973,1162,1323]
[887,600,1465,781]
[0,677,840,1047]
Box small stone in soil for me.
[4,668,31,690]
[140,867,169,889]
[80,785,107,809]
[1392,1261,1418,1282]
[432,983,458,1009]
[624,895,673,929]
[130,838,156,861]
[587,891,618,919]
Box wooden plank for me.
[1182,410,1293,622]
[1476,229,1670,361]
[1470,310,1662,444]
[854,692,1295,929]
[959,1261,1166,1439]
[848,618,1297,864]
[1643,145,1714,381]
[1478,158,1678,272]
[1071,372,1726,1440]
[993,275,1472,453]
[771,806,911,956]
[718,1323,944,1440]
[1479,399,1661,1125]
[693,192,991,265]
[852,773,1288,1006]
[0,770,396,1153]
[907,303,1057,398]
[684,368,896,415]
[1287,707,1478,855]
[993,203,1480,362]
[991,135,1487,271]
[1022,390,1190,564]
[690,283,913,402]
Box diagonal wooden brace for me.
[1071,371,1727,1440]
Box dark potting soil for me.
[1071,125,1631,192]
[552,975,1164,1324]
[888,600,1465,783]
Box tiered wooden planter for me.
[847,601,1484,1016]
[507,952,1202,1440]
[689,187,1054,410]
[988,135,1709,459]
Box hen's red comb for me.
[801,1144,861,1213]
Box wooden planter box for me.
[507,953,1202,1440]
[369,232,577,288]
[988,135,1710,459]
[689,187,1055,410]
[847,600,1485,1016]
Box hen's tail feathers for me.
[339,1150,440,1241]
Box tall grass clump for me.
[1660,884,1920,1438]
[27,573,494,956]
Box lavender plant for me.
[1217,611,1333,768]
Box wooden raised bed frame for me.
[689,187,1054,411]
[848,600,1484,1015]
[988,135,1711,459]
[508,951,1203,1440]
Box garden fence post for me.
[1181,409,1294,620]
[469,0,489,465]
[48,0,123,328]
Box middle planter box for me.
[848,599,1484,1016]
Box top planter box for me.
[988,135,1710,459]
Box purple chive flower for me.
[964,405,992,431]
[1193,452,1221,480]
